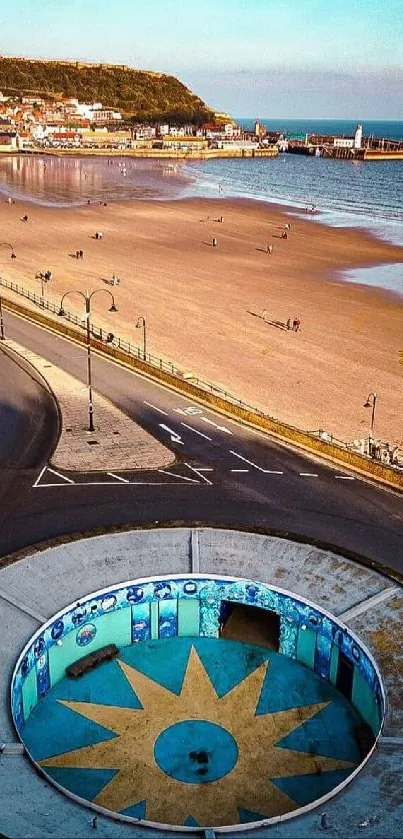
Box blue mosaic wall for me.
[11,575,384,737]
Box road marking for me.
[200,417,232,434]
[185,462,213,485]
[46,467,75,484]
[231,469,249,472]
[230,451,283,474]
[107,472,130,483]
[35,480,199,488]
[195,467,214,471]
[32,465,47,487]
[180,422,212,441]
[300,472,319,477]
[158,424,184,444]
[143,401,168,416]
[158,469,199,483]
[335,475,355,480]
[174,406,203,416]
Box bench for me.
[66,644,119,679]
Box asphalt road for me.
[0,311,402,573]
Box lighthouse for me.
[354,123,363,149]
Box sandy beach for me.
[0,195,402,447]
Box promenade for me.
[0,194,402,450]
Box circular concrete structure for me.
[2,527,401,838]
[12,569,384,831]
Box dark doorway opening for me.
[336,651,354,700]
[219,601,280,651]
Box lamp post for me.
[0,295,4,340]
[136,315,147,361]
[0,242,17,340]
[58,288,117,432]
[363,391,377,455]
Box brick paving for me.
[5,339,174,471]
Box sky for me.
[0,0,402,118]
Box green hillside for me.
[0,57,213,124]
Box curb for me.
[3,295,403,492]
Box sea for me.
[0,119,402,295]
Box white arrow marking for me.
[230,451,283,474]
[143,401,168,416]
[158,469,199,483]
[185,462,213,485]
[46,467,75,484]
[107,472,130,483]
[180,422,212,441]
[158,424,184,444]
[200,417,233,434]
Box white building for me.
[92,109,122,123]
[333,137,355,148]
[354,123,363,149]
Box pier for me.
[284,125,403,161]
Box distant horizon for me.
[236,117,402,122]
[1,0,402,120]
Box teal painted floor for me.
[21,638,362,827]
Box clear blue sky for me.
[1,0,402,118]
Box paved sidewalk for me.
[5,339,174,471]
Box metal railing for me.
[0,275,270,415]
[1,274,402,468]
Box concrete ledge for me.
[3,296,403,491]
[0,527,402,838]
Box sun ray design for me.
[40,645,357,826]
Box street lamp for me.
[363,391,377,455]
[136,315,147,361]
[38,271,52,301]
[0,242,16,340]
[58,288,117,432]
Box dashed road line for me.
[231,469,249,473]
[200,417,233,435]
[107,472,130,483]
[185,463,213,485]
[300,472,319,477]
[143,401,168,416]
[230,451,283,474]
[180,423,212,441]
[335,475,355,480]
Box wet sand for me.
[0,195,402,446]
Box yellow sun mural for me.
[40,647,354,826]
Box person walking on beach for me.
[79,250,84,259]
[282,230,288,240]
[286,317,292,331]
[292,317,301,332]
[261,309,267,320]
[212,237,218,247]
[267,244,273,254]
